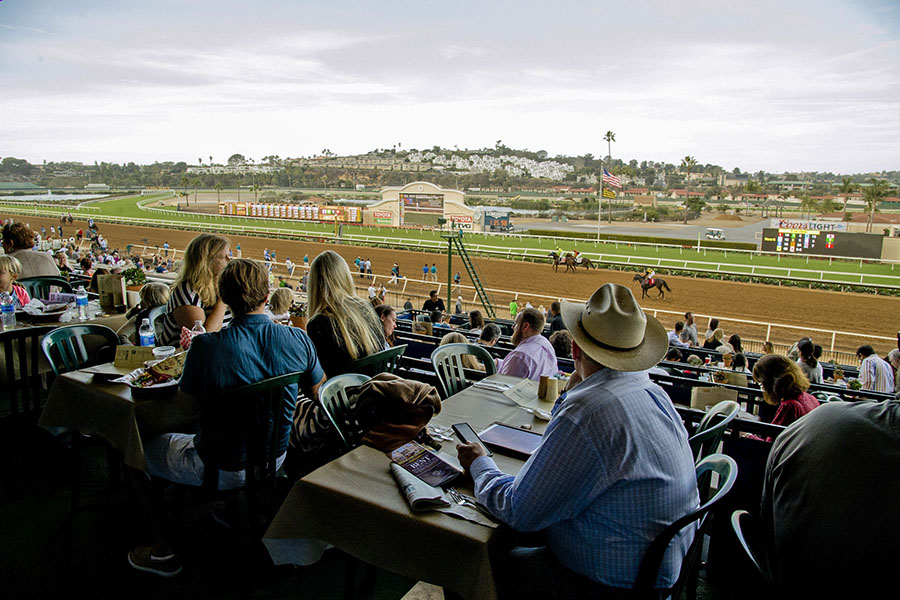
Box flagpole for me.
[597,177,603,241]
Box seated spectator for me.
[440,331,484,371]
[762,340,775,354]
[796,339,823,384]
[467,309,485,335]
[402,297,413,311]
[431,310,450,331]
[0,255,31,308]
[305,250,386,378]
[727,333,743,355]
[549,330,573,359]
[127,258,324,576]
[158,233,232,347]
[548,301,565,333]
[79,257,94,276]
[888,349,900,392]
[856,345,894,393]
[497,308,557,381]
[703,327,725,350]
[456,283,698,596]
[118,282,171,345]
[478,323,501,347]
[704,318,719,340]
[422,290,445,313]
[731,352,750,373]
[55,250,73,274]
[374,303,398,347]
[668,321,690,348]
[89,267,111,293]
[761,396,900,597]
[266,287,293,323]
[1,222,59,278]
[752,354,819,437]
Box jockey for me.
[555,246,564,257]
[644,267,656,285]
[573,249,582,264]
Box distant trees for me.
[227,154,246,166]
[862,179,889,233]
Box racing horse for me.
[549,252,596,273]
[632,273,671,299]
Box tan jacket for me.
[9,249,60,279]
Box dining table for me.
[38,366,197,470]
[262,374,558,600]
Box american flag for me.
[602,168,622,189]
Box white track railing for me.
[5,203,898,291]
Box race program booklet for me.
[389,463,451,511]
[389,441,462,488]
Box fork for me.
[447,487,495,520]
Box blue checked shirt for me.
[469,368,699,588]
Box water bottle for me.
[190,319,206,339]
[138,318,155,347]
[75,285,89,321]
[0,291,15,330]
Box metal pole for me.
[447,228,453,313]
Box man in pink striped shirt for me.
[498,308,558,381]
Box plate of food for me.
[114,352,187,398]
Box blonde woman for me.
[267,287,293,323]
[159,233,231,346]
[440,331,484,371]
[306,250,386,377]
[703,327,725,350]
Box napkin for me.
[390,463,499,528]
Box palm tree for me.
[192,177,201,206]
[862,179,889,233]
[252,183,260,202]
[215,183,222,203]
[799,194,818,219]
[839,176,855,222]
[680,156,697,223]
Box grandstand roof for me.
[0,182,43,190]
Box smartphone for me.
[452,422,492,456]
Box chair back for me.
[1,326,55,420]
[41,324,119,375]
[350,344,407,377]
[199,371,307,497]
[430,343,498,399]
[730,510,774,587]
[18,276,73,299]
[633,454,738,599]
[689,400,740,463]
[317,373,371,451]
[148,304,168,331]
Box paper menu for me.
[503,379,537,407]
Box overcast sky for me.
[1,0,898,173]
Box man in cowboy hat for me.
[458,283,698,598]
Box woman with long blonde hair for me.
[439,331,484,371]
[159,233,231,346]
[306,250,386,376]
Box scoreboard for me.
[761,228,883,259]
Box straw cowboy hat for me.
[561,283,667,371]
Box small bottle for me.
[0,291,16,330]
[75,285,89,322]
[190,319,206,339]
[138,318,155,347]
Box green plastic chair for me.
[632,454,738,599]
[40,324,119,375]
[316,373,371,452]
[731,510,775,588]
[147,304,168,338]
[18,276,73,299]
[430,343,498,399]
[688,400,741,463]
[1,325,55,421]
[350,344,407,377]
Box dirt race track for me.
[22,215,900,354]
